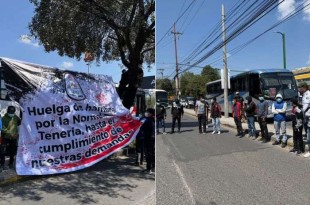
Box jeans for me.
[198,114,207,133]
[156,118,166,133]
[307,127,310,146]
[212,117,221,132]
[274,120,287,143]
[247,116,256,137]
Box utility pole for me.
[172,23,182,99]
[158,68,164,79]
[222,4,229,118]
[275,31,287,69]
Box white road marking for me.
[172,160,195,205]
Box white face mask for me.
[144,112,151,117]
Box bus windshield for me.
[156,91,168,105]
[260,73,298,100]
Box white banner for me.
[1,58,142,175]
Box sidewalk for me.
[184,108,307,149]
[0,148,133,187]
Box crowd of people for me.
[154,81,310,157]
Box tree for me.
[29,0,155,109]
[156,78,173,92]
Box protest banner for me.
[0,58,142,175]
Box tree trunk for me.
[119,62,144,109]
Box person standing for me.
[236,91,246,123]
[245,96,257,139]
[290,99,304,155]
[257,94,269,143]
[195,95,209,134]
[232,96,243,137]
[156,100,167,135]
[210,97,221,134]
[272,94,288,148]
[298,82,310,138]
[171,99,184,134]
[0,106,21,169]
[141,108,155,173]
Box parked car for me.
[180,98,188,107]
[186,97,196,109]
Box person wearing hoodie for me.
[245,96,257,139]
[0,106,21,170]
[272,94,288,148]
[257,94,269,143]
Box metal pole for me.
[172,23,179,99]
[222,4,229,118]
[282,33,286,69]
[275,31,287,69]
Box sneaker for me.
[212,131,216,134]
[272,141,280,145]
[303,152,310,158]
[281,143,287,148]
[217,131,221,134]
[163,132,167,135]
[296,151,302,155]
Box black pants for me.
[145,140,155,170]
[258,117,269,139]
[0,138,17,166]
[172,116,181,132]
[198,114,207,133]
[234,117,243,134]
[293,126,304,152]
[135,138,144,163]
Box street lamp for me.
[275,31,287,69]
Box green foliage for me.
[180,65,220,97]
[156,78,173,92]
[29,0,155,66]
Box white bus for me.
[206,69,298,118]
[144,89,168,108]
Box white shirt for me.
[302,90,310,112]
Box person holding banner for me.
[0,106,21,170]
[141,108,155,173]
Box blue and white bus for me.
[205,69,298,118]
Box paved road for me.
[156,112,310,205]
[0,155,155,205]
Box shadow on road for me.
[0,155,154,204]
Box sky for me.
[156,0,310,79]
[0,1,155,84]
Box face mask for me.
[244,100,248,104]
[259,97,264,101]
[276,98,282,103]
[232,100,236,104]
[144,112,150,117]
[8,113,14,117]
[211,100,214,103]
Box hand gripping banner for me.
[0,58,142,175]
